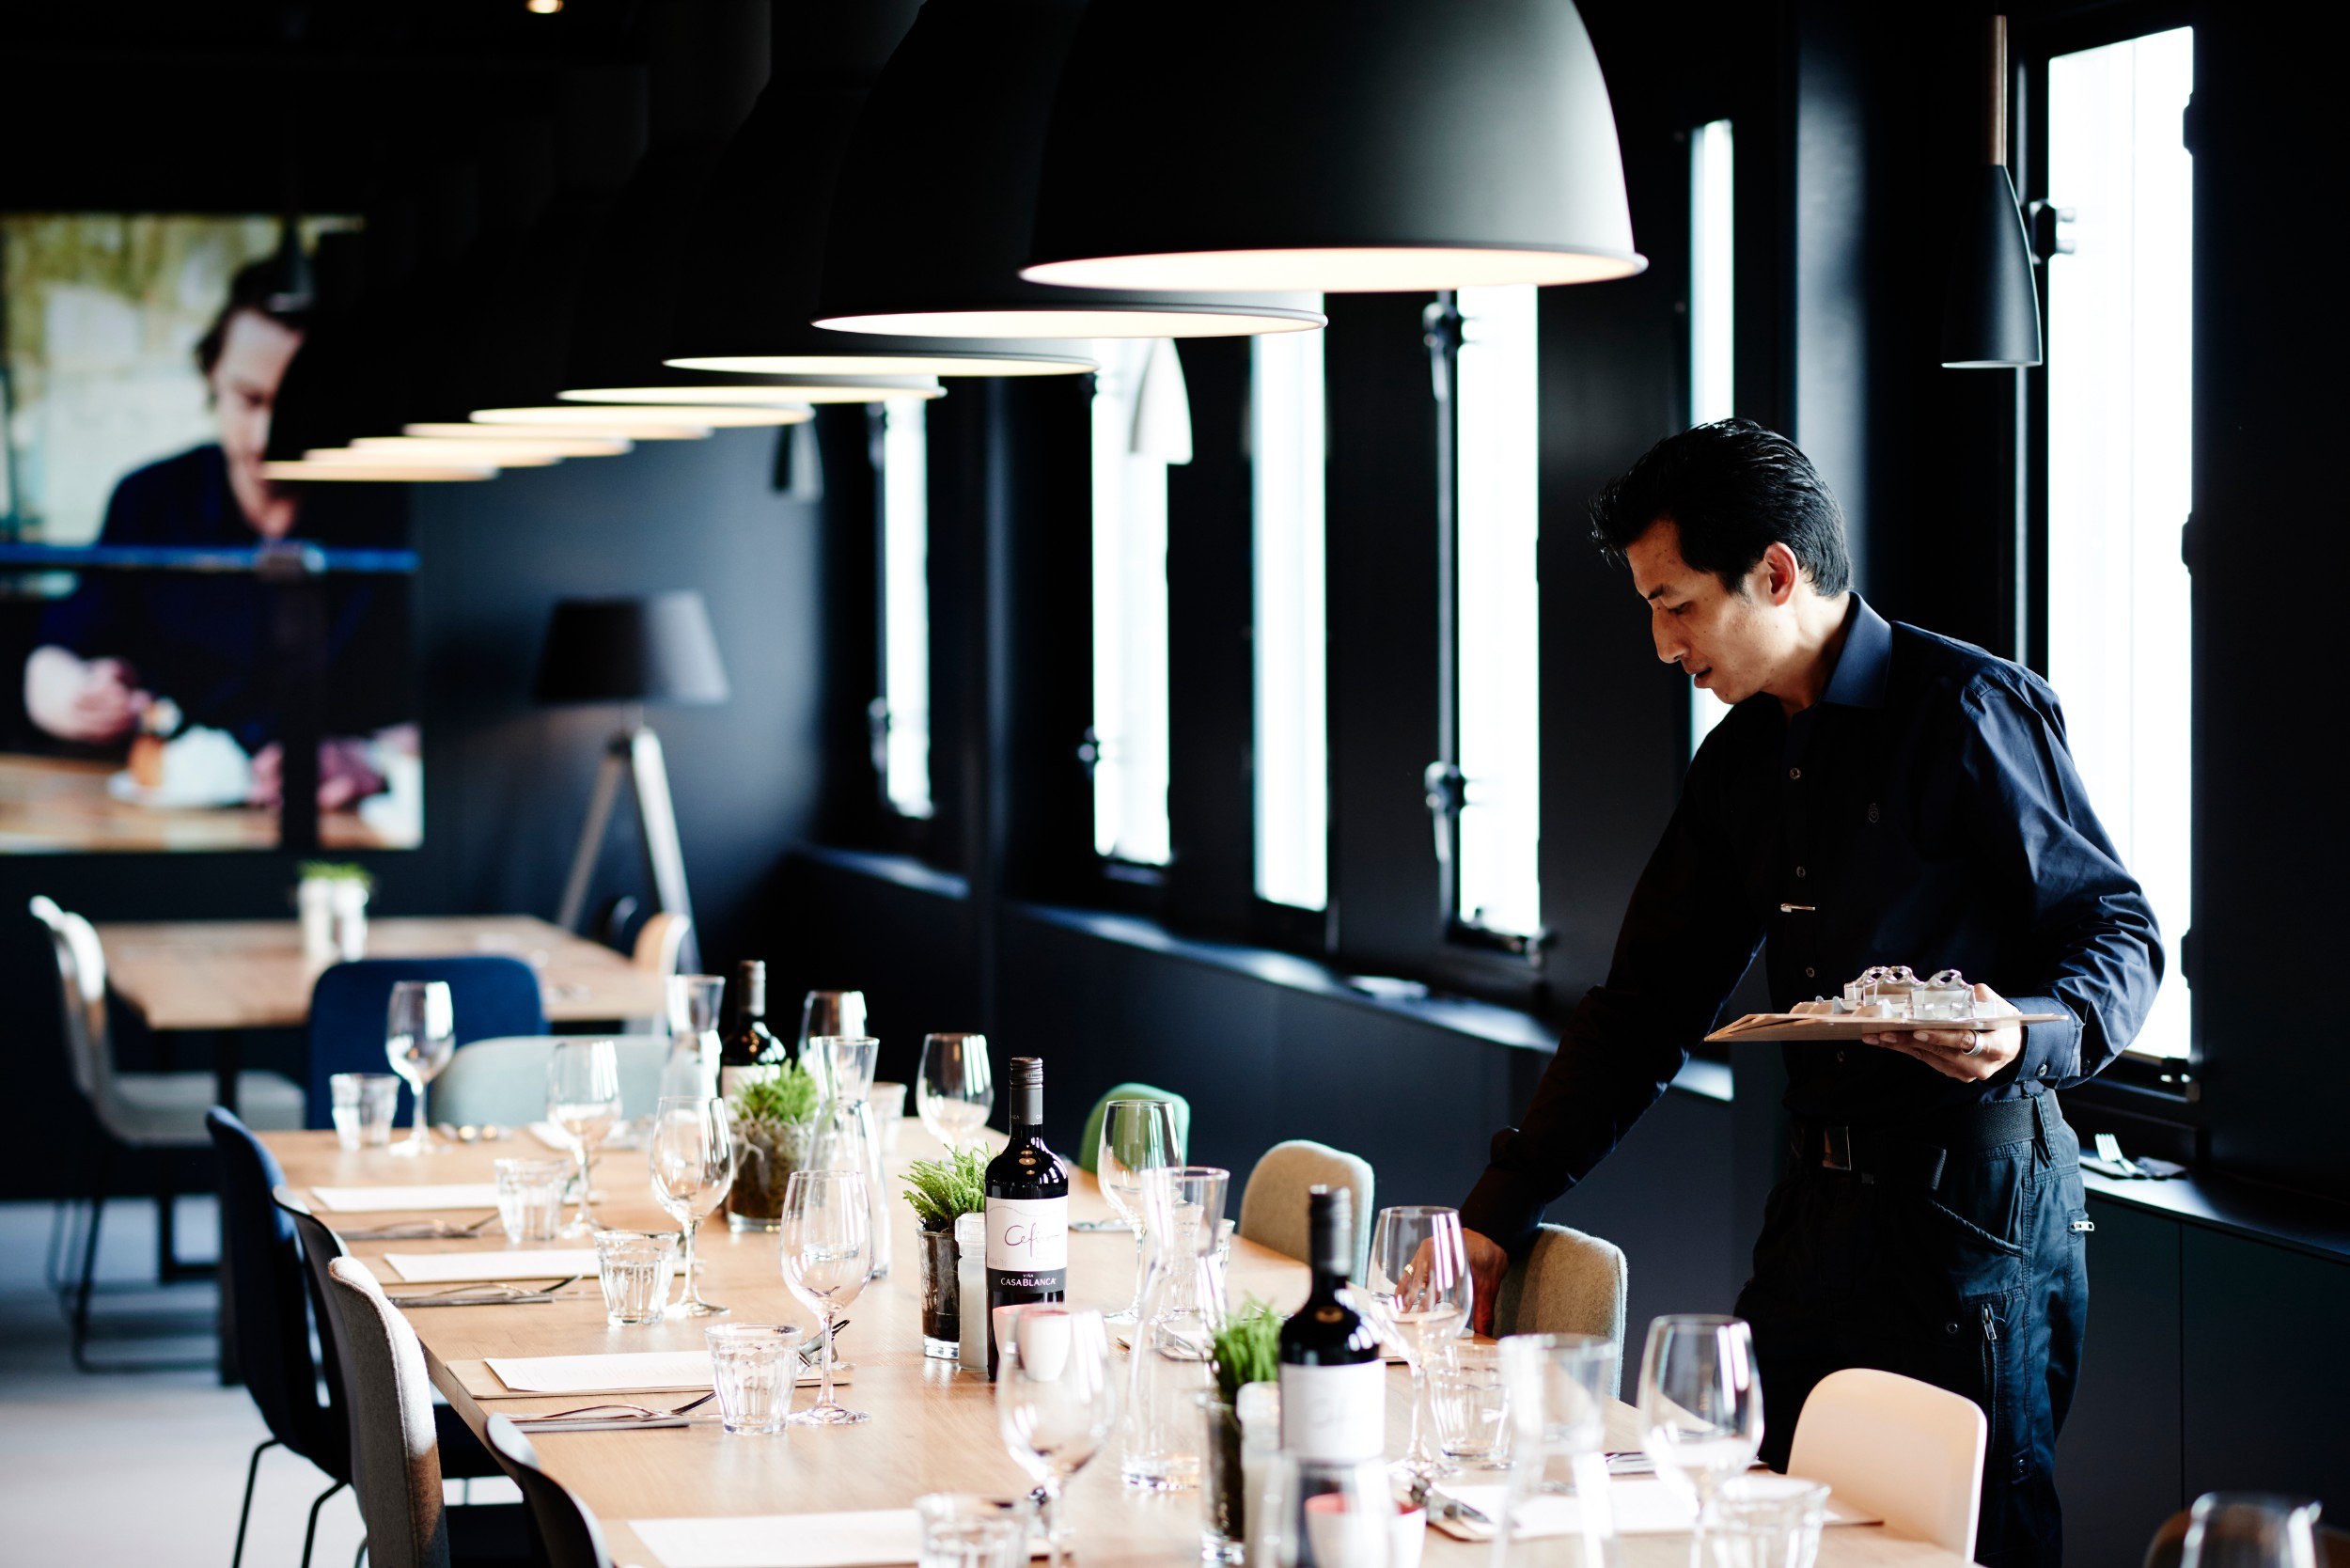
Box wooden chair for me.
[1785,1366,1986,1558]
[1489,1222,1629,1392]
[1237,1139,1375,1279]
[625,912,692,1033]
[482,1415,616,1568]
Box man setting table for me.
[1457,419,2163,1568]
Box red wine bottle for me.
[717,961,786,1097]
[1277,1185,1386,1460]
[983,1057,1068,1377]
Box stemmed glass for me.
[1095,1100,1181,1324]
[650,1095,738,1317]
[384,980,454,1156]
[996,1306,1120,1568]
[797,991,867,1060]
[1638,1314,1764,1568]
[916,1033,995,1150]
[1364,1205,1473,1489]
[2180,1494,2324,1568]
[545,1040,621,1236]
[780,1168,872,1426]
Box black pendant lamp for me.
[1941,16,2043,368]
[1018,0,1643,294]
[814,0,1324,341]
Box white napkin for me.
[1429,1478,1879,1540]
[381,1249,599,1283]
[312,1184,503,1213]
[632,1512,1043,1568]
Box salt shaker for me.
[956,1211,989,1373]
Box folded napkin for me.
[633,1511,1042,1568]
[312,1184,503,1213]
[1429,1478,1879,1541]
[382,1248,600,1284]
[486,1350,847,1396]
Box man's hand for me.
[1861,981,2024,1082]
[1463,1227,1509,1337]
[24,647,145,744]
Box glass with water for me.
[914,1494,1033,1568]
[594,1230,678,1325]
[331,1073,400,1150]
[704,1323,805,1435]
[494,1157,570,1242]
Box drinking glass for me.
[2180,1494,2325,1568]
[494,1156,571,1242]
[814,1035,890,1281]
[650,1095,738,1316]
[384,980,454,1155]
[704,1323,805,1435]
[331,1072,400,1150]
[1637,1314,1764,1568]
[1120,1165,1229,1491]
[1253,1453,1397,1568]
[1095,1098,1182,1324]
[780,1168,873,1425]
[661,975,727,1100]
[1712,1474,1829,1568]
[996,1306,1120,1568]
[546,1039,622,1236]
[594,1230,677,1325]
[916,1033,995,1150]
[1428,1341,1512,1467]
[797,990,868,1058]
[1496,1333,1621,1568]
[1365,1205,1474,1485]
[914,1494,1035,1568]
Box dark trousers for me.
[1732,1096,2090,1568]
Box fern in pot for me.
[1201,1301,1284,1561]
[901,1146,987,1357]
[724,1060,822,1231]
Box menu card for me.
[311,1184,502,1213]
[381,1249,599,1283]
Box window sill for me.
[790,841,970,902]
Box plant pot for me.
[916,1226,961,1358]
[1198,1392,1248,1563]
[725,1118,816,1231]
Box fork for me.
[343,1213,499,1242]
[385,1274,586,1307]
[524,1391,719,1423]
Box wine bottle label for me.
[718,1063,779,1097]
[1279,1362,1387,1462]
[984,1195,1069,1278]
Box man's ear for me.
[1762,541,1804,605]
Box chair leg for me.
[353,1541,368,1568]
[70,1189,106,1372]
[231,1437,281,1568]
[299,1479,347,1568]
[156,1188,176,1280]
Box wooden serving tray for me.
[1706,1011,2063,1043]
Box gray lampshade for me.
[1021,0,1645,293]
[1940,164,2044,368]
[534,592,730,707]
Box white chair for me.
[1489,1222,1629,1393]
[430,1035,670,1129]
[1238,1139,1375,1278]
[1785,1366,1987,1557]
[625,912,691,1033]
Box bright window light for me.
[1252,308,1329,911]
[2045,26,2193,1058]
[878,398,933,818]
[1089,339,1184,866]
[1690,118,1736,758]
[1455,285,1542,939]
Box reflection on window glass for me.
[1253,312,1328,911]
[1689,118,1736,758]
[878,398,932,818]
[2045,27,2193,1058]
[1455,285,1542,938]
[1089,338,1185,867]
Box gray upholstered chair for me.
[1489,1222,1629,1392]
[1237,1139,1376,1278]
[430,1035,669,1129]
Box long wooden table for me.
[262,1125,1961,1568]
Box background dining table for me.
[260,1121,1970,1568]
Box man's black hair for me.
[1588,418,1851,597]
[193,258,310,382]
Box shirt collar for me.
[1820,595,1891,710]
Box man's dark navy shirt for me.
[1462,596,2164,1253]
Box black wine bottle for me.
[717,961,786,1097]
[983,1056,1068,1377]
[1277,1185,1386,1461]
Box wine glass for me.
[797,990,867,1060]
[384,980,454,1156]
[916,1032,995,1150]
[1365,1205,1473,1489]
[1095,1099,1181,1324]
[1637,1313,1764,1568]
[2180,1494,2324,1568]
[996,1306,1120,1568]
[545,1040,621,1236]
[649,1095,737,1316]
[780,1168,873,1426]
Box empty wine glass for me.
[384,980,454,1156]
[797,990,868,1061]
[2180,1494,2324,1568]
[781,1168,873,1426]
[1095,1099,1181,1324]
[1365,1205,1473,1488]
[545,1040,621,1236]
[1638,1314,1764,1568]
[650,1095,738,1316]
[916,1033,995,1150]
[996,1306,1120,1568]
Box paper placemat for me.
[490,1351,715,1394]
[381,1248,600,1283]
[633,1511,1042,1568]
[312,1184,503,1213]
[1431,1478,1879,1540]
[453,1356,847,1400]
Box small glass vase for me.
[726,1118,815,1231]
[916,1225,962,1359]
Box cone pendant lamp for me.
[1941,16,2044,368]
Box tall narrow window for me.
[1253,312,1328,911]
[1089,338,1185,868]
[1689,118,1736,757]
[2044,26,2194,1058]
[1454,284,1542,940]
[875,398,932,818]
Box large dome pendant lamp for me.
[1020,0,1645,294]
[1940,15,2044,368]
[812,0,1323,341]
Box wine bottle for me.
[717,961,786,1097]
[983,1056,1068,1377]
[1277,1185,1386,1462]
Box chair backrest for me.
[430,1035,671,1129]
[1786,1366,1986,1557]
[207,1109,341,1472]
[1491,1222,1629,1390]
[631,912,692,979]
[325,1256,454,1568]
[1078,1083,1194,1176]
[274,1183,357,1478]
[482,1416,616,1568]
[29,895,106,1102]
[305,956,548,1127]
[1238,1138,1376,1279]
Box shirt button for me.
[1794,865,1808,878]
[1836,1050,1846,1063]
[1805,966,1816,979]
[1789,767,1802,780]
[2037,1064,2049,1076]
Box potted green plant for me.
[901,1146,987,1356]
[724,1059,822,1231]
[1201,1300,1283,1561]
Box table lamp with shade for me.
[536,592,728,973]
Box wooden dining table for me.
[260,1122,1966,1568]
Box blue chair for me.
[305,957,547,1129]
